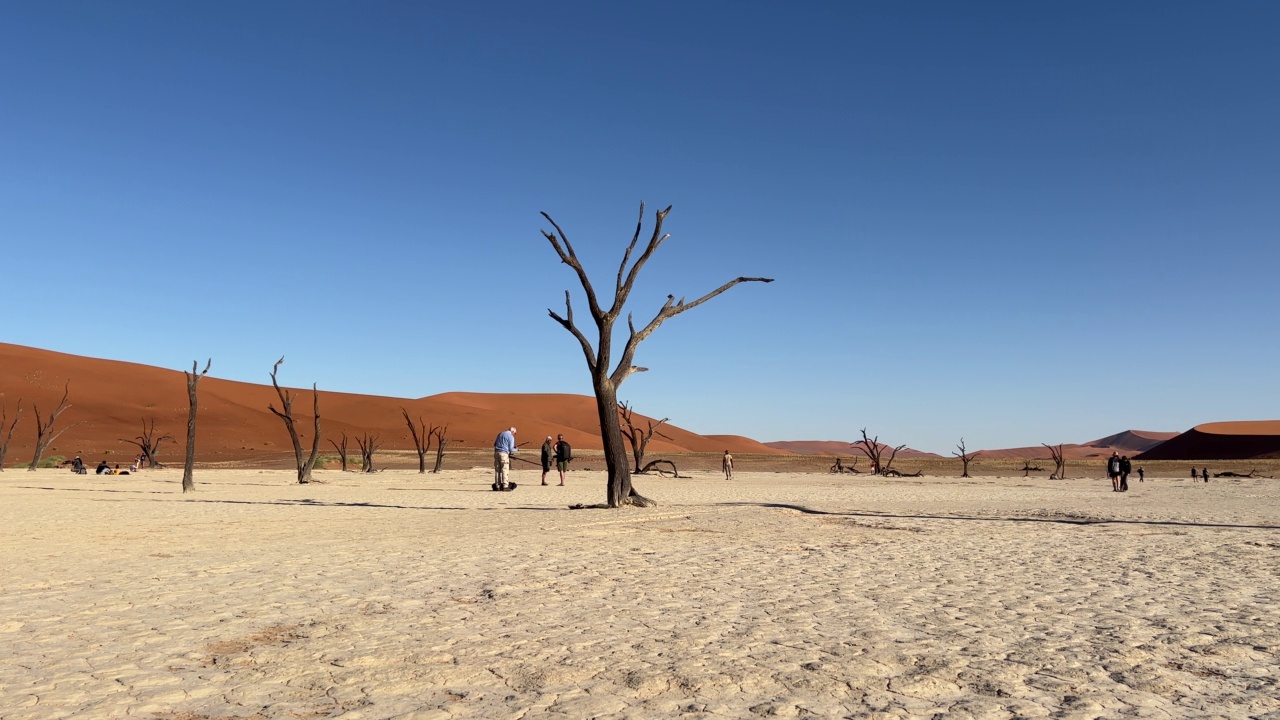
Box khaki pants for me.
[493,451,510,487]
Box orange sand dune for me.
[1084,430,1178,454]
[1136,421,1280,460]
[764,440,940,458]
[0,343,785,466]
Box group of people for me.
[1106,452,1143,492]
[67,455,139,475]
[1191,467,1211,483]
[491,427,573,491]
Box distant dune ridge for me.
[0,343,784,465]
[763,440,941,458]
[1135,421,1280,460]
[3,343,1276,464]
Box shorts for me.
[557,459,569,472]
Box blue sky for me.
[2,1,1277,454]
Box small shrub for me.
[314,455,336,470]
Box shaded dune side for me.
[1136,422,1280,460]
[0,344,786,464]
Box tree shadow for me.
[717,502,1280,531]
[14,486,559,511]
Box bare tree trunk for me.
[881,443,906,475]
[0,400,22,472]
[952,438,979,478]
[541,203,772,508]
[853,428,884,474]
[356,432,380,473]
[124,418,174,471]
[328,432,351,472]
[30,383,74,471]
[619,401,670,473]
[182,360,210,492]
[1042,443,1066,479]
[430,424,450,473]
[267,357,321,484]
[401,408,431,474]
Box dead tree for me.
[1020,460,1043,477]
[952,438,980,478]
[355,432,380,473]
[29,383,75,472]
[267,357,321,484]
[0,400,22,472]
[401,408,432,474]
[618,401,671,473]
[639,459,684,478]
[122,418,173,470]
[328,432,352,472]
[182,360,211,492]
[830,457,860,474]
[543,203,772,507]
[430,424,450,473]
[1043,443,1067,479]
[852,428,904,475]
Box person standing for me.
[553,434,571,486]
[540,436,554,486]
[1119,455,1132,492]
[1191,467,1198,481]
[1107,452,1122,492]
[493,427,517,490]
[722,450,734,480]
[1203,467,1210,483]
[1137,466,1145,483]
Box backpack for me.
[557,441,572,461]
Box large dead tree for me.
[123,418,173,470]
[543,203,772,507]
[430,424,450,473]
[401,408,432,474]
[0,400,22,472]
[355,432,380,473]
[952,438,979,478]
[328,431,352,472]
[618,401,671,473]
[268,357,321,484]
[853,428,905,476]
[182,359,211,492]
[30,383,75,471]
[1043,443,1066,479]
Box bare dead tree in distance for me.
[124,418,173,470]
[543,202,773,507]
[268,357,322,484]
[182,359,211,492]
[355,432,380,473]
[953,437,980,478]
[853,428,904,476]
[430,424,450,473]
[0,400,22,472]
[401,408,432,474]
[30,383,75,472]
[618,401,671,473]
[328,431,352,472]
[1043,443,1067,480]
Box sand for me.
[1,468,1278,719]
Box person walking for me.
[1137,466,1145,483]
[1119,455,1132,492]
[1107,452,1122,492]
[722,450,734,480]
[1191,467,1198,481]
[540,436,554,486]
[553,434,571,486]
[493,427,517,491]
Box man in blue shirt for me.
[493,427,517,490]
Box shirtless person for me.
[722,450,734,480]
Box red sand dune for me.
[764,440,940,458]
[974,429,1177,461]
[0,343,787,466]
[1084,430,1178,454]
[1135,421,1280,460]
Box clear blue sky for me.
[3,1,1277,454]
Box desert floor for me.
[1,467,1278,720]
